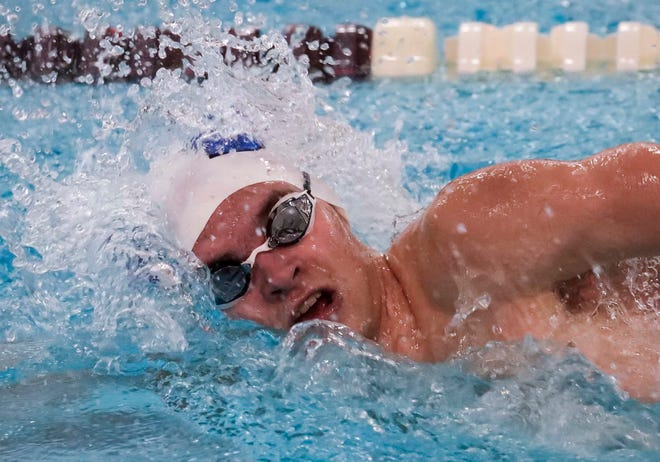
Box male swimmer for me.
[152,138,660,401]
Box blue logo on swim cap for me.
[192,132,263,158]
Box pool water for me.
[1,1,659,460]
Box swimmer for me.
[152,140,660,401]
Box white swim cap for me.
[150,145,346,250]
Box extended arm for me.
[388,142,660,311]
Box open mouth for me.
[294,289,337,324]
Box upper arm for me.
[389,142,660,308]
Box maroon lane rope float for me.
[0,24,372,84]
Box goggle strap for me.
[302,171,312,197]
[244,240,272,266]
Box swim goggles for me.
[210,172,316,306]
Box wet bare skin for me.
[386,142,660,400]
[193,182,387,338]
[193,142,660,401]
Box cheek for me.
[224,298,277,327]
[307,227,342,259]
[308,227,360,275]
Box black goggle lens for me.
[211,263,251,305]
[267,195,312,247]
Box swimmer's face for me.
[193,181,381,338]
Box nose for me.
[251,248,300,302]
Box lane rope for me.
[1,19,658,84]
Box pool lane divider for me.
[0,26,185,84]
[445,21,660,74]
[1,18,659,84]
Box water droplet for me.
[12,107,27,121]
[10,82,23,98]
[78,8,103,32]
[307,40,319,51]
[12,183,32,206]
[476,293,491,310]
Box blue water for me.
[1,1,659,460]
